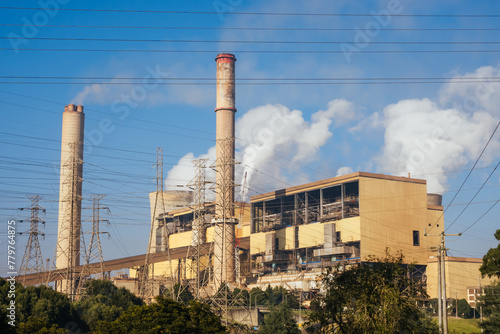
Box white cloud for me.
[165,147,216,198]
[313,99,356,126]
[439,64,500,115]
[375,98,498,193]
[336,166,354,176]
[70,78,169,107]
[69,61,213,107]
[349,111,382,134]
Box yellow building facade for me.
[131,172,495,301]
[426,256,497,303]
[249,172,443,274]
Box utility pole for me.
[441,233,448,334]
[426,230,461,334]
[437,251,442,332]
[19,195,46,283]
[479,275,483,333]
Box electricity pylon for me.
[77,194,110,293]
[19,195,46,283]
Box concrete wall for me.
[228,307,263,328]
[333,217,361,243]
[148,191,193,253]
[169,231,192,249]
[251,231,271,255]
[426,256,497,301]
[359,176,439,265]
[298,223,324,248]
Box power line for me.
[0,90,214,136]
[1,23,500,31]
[1,81,499,86]
[445,161,500,232]
[1,75,499,81]
[3,36,500,45]
[2,7,500,18]
[4,48,500,54]
[460,198,500,235]
[428,121,500,233]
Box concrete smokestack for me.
[213,53,237,285]
[56,104,84,293]
[215,53,236,217]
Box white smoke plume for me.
[71,84,106,105]
[236,100,354,200]
[165,146,216,195]
[374,65,500,193]
[165,99,355,200]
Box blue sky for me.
[1,0,500,274]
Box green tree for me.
[96,295,227,333]
[259,303,301,334]
[249,285,299,308]
[0,278,83,333]
[449,298,474,319]
[249,287,267,307]
[73,279,142,331]
[480,229,500,278]
[164,283,194,304]
[479,280,500,333]
[232,287,250,307]
[306,252,439,334]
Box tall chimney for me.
[215,53,236,217]
[213,53,237,285]
[55,104,84,295]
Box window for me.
[413,230,420,246]
[336,231,341,242]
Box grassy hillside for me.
[433,317,481,334]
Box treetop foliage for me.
[0,277,85,333]
[258,302,301,334]
[306,252,438,334]
[95,295,227,334]
[480,229,500,278]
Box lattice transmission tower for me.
[19,195,46,282]
[49,142,83,301]
[77,194,110,293]
[210,137,243,324]
[184,158,211,299]
[140,147,176,302]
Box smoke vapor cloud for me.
[165,64,500,199]
[374,65,500,193]
[165,100,355,199]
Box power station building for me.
[129,172,450,295]
[40,53,492,306]
[249,172,443,274]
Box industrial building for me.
[427,256,496,303]
[134,172,447,293]
[132,172,493,305]
[14,53,492,312]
